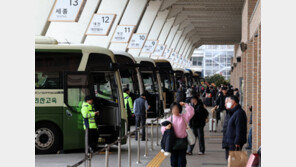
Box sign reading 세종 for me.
[111,25,135,43]
[152,44,166,57]
[128,33,147,49]
[142,40,158,53]
[86,14,116,36]
[49,0,86,22]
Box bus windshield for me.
[120,68,139,95]
[35,51,82,89]
[92,72,118,103]
[142,72,157,93]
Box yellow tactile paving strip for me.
[146,151,167,167]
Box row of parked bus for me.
[35,36,204,154]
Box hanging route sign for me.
[151,44,166,58]
[128,33,147,49]
[142,40,158,53]
[163,48,173,59]
[111,25,135,43]
[48,0,86,22]
[86,14,116,36]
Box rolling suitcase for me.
[209,118,217,132]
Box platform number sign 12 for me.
[111,25,135,43]
[48,0,86,22]
[86,14,116,36]
[142,40,158,53]
[128,33,147,49]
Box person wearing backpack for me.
[187,96,209,155]
[161,102,194,167]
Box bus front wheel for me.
[35,122,61,154]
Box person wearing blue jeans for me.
[134,93,150,141]
[170,149,187,167]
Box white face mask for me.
[226,102,232,109]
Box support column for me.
[127,0,162,57]
[35,0,55,36]
[157,17,175,44]
[164,24,179,49]
[252,34,258,153]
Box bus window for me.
[142,73,154,93]
[65,73,90,112]
[35,51,82,89]
[92,72,118,103]
[120,69,136,93]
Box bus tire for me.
[35,122,61,154]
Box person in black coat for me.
[215,87,228,131]
[187,96,209,155]
[176,87,185,103]
[224,95,247,160]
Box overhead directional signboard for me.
[151,44,166,58]
[142,40,158,53]
[174,53,179,63]
[128,33,147,49]
[111,25,135,43]
[85,14,116,36]
[48,0,86,22]
[163,48,173,59]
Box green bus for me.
[35,36,126,154]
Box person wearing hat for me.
[133,93,150,141]
[215,86,228,131]
[123,88,134,131]
[81,95,99,152]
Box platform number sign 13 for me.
[86,14,116,36]
[111,25,135,43]
[128,33,147,49]
[48,0,86,22]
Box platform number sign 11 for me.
[48,0,86,22]
[86,14,116,36]
[111,25,135,43]
[128,33,147,49]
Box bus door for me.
[63,72,90,149]
[141,72,159,118]
[90,72,121,144]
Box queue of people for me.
[79,82,249,167]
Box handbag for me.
[246,153,259,167]
[228,150,248,167]
[172,138,187,150]
[170,116,188,150]
[181,116,196,145]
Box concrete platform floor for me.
[35,107,237,167]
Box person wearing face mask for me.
[223,95,247,161]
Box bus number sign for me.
[111,25,135,43]
[86,14,116,36]
[48,0,86,22]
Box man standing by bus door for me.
[81,95,99,153]
[123,88,134,131]
[134,93,150,141]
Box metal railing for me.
[67,117,162,167]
